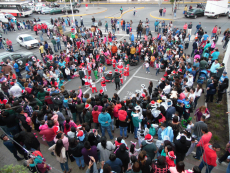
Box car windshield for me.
[24,36,34,41]
[188,9,195,12]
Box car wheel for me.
[18,42,22,47]
[216,15,219,19]
[26,46,30,50]
[194,15,197,19]
[42,12,46,15]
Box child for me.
[129,141,141,158]
[101,77,107,92]
[91,80,98,94]
[112,57,116,69]
[87,63,92,76]
[144,61,150,74]
[58,77,65,89]
[119,70,123,85]
[155,60,160,76]
[93,68,98,80]
[83,75,89,88]
[186,119,194,133]
[98,65,103,78]
[124,67,128,81]
[39,120,48,141]
[166,151,176,168]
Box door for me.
[11,54,24,67]
[18,37,23,46]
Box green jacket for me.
[84,110,92,123]
[79,70,85,79]
[131,112,142,127]
[37,91,46,102]
[112,72,121,83]
[51,39,56,45]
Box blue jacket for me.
[219,75,228,83]
[196,24,201,29]
[3,136,17,154]
[154,21,159,26]
[165,106,176,121]
[130,34,134,42]
[210,62,220,73]
[211,51,220,61]
[25,66,30,72]
[126,24,130,30]
[98,112,111,127]
[207,83,216,95]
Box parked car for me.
[41,7,53,14]
[50,8,62,15]
[50,3,60,8]
[16,34,39,50]
[35,6,43,14]
[4,13,16,21]
[184,8,204,18]
[68,2,81,8]
[62,7,79,14]
[0,52,37,69]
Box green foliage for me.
[170,0,174,4]
[215,114,220,118]
[0,164,28,173]
[45,0,57,2]
[213,135,219,141]
[214,124,219,129]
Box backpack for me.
[149,126,156,136]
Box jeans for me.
[60,161,69,172]
[16,71,21,77]
[163,12,165,16]
[12,149,21,160]
[137,31,142,39]
[134,126,138,138]
[47,140,55,155]
[196,146,204,160]
[73,155,85,167]
[9,45,13,52]
[101,125,113,139]
[126,29,129,34]
[156,69,160,75]
[3,29,7,34]
[77,112,83,123]
[112,29,115,34]
[72,112,77,123]
[105,27,108,32]
[57,42,61,50]
[53,44,58,52]
[63,41,67,47]
[211,33,216,38]
[194,96,200,108]
[174,13,176,17]
[155,25,158,32]
[227,162,230,173]
[110,118,114,130]
[198,159,214,173]
[0,125,10,135]
[159,28,161,33]
[7,126,18,135]
[120,126,128,137]
[39,35,43,42]
[146,67,150,73]
[0,42,4,49]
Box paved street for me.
[0,3,229,173]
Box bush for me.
[0,164,28,173]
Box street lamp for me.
[70,0,75,33]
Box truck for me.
[204,0,228,18]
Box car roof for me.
[0,52,13,57]
[19,34,32,37]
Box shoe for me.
[193,156,200,160]
[125,135,129,139]
[17,157,24,161]
[112,130,114,133]
[79,166,82,170]
[134,137,138,140]
[68,79,71,81]
[51,152,55,156]
[81,166,86,170]
[67,168,72,173]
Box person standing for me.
[211,25,218,38]
[175,136,191,163]
[112,70,121,91]
[193,127,212,160]
[49,139,72,173]
[6,38,13,52]
[141,134,157,161]
[188,22,192,36]
[98,108,113,140]
[0,134,24,161]
[12,60,21,77]
[51,37,58,52]
[97,136,115,161]
[174,7,177,18]
[105,21,108,32]
[81,141,98,166]
[80,16,84,27]
[56,36,61,51]
[159,8,163,16]
[198,143,220,173]
[120,6,123,14]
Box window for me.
[12,54,22,60]
[2,56,11,62]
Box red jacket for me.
[39,128,55,142]
[45,96,53,105]
[212,27,217,33]
[196,132,212,147]
[113,104,122,118]
[92,110,100,123]
[34,25,37,31]
[118,110,127,121]
[203,143,217,167]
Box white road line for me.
[63,80,70,86]
[117,36,126,41]
[189,35,195,42]
[134,75,158,81]
[21,72,27,75]
[117,66,142,95]
[83,78,102,94]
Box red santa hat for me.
[53,126,60,134]
[74,59,77,62]
[85,75,87,78]
[109,71,112,74]
[126,64,129,67]
[102,77,105,80]
[77,130,84,137]
[171,71,176,74]
[168,151,176,159]
[81,63,84,66]
[150,100,155,105]
[47,88,51,92]
[115,69,118,72]
[25,63,29,66]
[100,89,103,94]
[141,93,146,98]
[21,89,25,94]
[37,59,40,62]
[88,76,91,79]
[77,125,82,129]
[85,104,90,109]
[161,77,165,81]
[119,70,122,74]
[178,69,182,73]
[10,82,14,86]
[145,134,153,142]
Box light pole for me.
[70,0,75,33]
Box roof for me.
[18,34,32,37]
[0,2,30,5]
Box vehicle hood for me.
[24,40,38,45]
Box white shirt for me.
[187,77,193,87]
[91,82,96,88]
[145,62,149,68]
[163,85,171,94]
[65,68,70,75]
[9,85,22,97]
[188,93,195,101]
[194,88,202,97]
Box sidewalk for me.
[150,7,185,20]
[62,7,107,17]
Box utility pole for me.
[70,0,75,31]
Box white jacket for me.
[9,85,22,97]
[65,68,70,75]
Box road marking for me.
[134,75,158,81]
[21,72,27,75]
[117,36,126,41]
[83,78,102,94]
[63,80,70,86]
[117,66,142,95]
[189,35,195,42]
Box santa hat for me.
[88,76,91,79]
[168,151,176,159]
[74,59,77,62]
[77,130,84,137]
[25,63,29,66]
[53,126,60,134]
[115,69,118,72]
[126,64,129,67]
[47,88,51,92]
[178,69,182,73]
[119,59,122,62]
[171,71,176,75]
[81,63,84,66]
[102,77,105,80]
[21,89,25,94]
[141,93,145,98]
[85,104,90,109]
[119,70,122,74]
[77,125,82,129]
[100,89,103,94]
[85,76,87,78]
[37,59,40,62]
[145,134,153,142]
[161,77,165,81]
[134,105,141,111]
[150,100,155,105]
[10,82,14,85]
[141,84,145,88]
[109,71,112,74]
[32,56,36,61]
[1,62,4,65]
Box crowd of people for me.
[0,11,230,173]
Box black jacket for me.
[115,144,130,171]
[174,137,191,155]
[68,143,84,157]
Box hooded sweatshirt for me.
[98,112,111,127]
[92,110,100,123]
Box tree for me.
[170,0,175,13]
[0,164,28,173]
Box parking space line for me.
[117,66,142,95]
[134,75,158,81]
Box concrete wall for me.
[223,42,230,140]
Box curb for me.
[58,2,218,5]
[150,12,175,21]
[61,8,107,17]
[105,7,144,19]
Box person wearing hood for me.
[68,138,85,170]
[158,123,174,142]
[131,106,143,139]
[98,107,113,140]
[165,99,176,126]
[81,141,98,166]
[217,77,229,103]
[175,135,191,163]
[115,143,130,171]
[118,107,129,139]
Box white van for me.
[205,0,228,18]
[0,13,9,23]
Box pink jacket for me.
[54,135,69,151]
[39,124,48,131]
